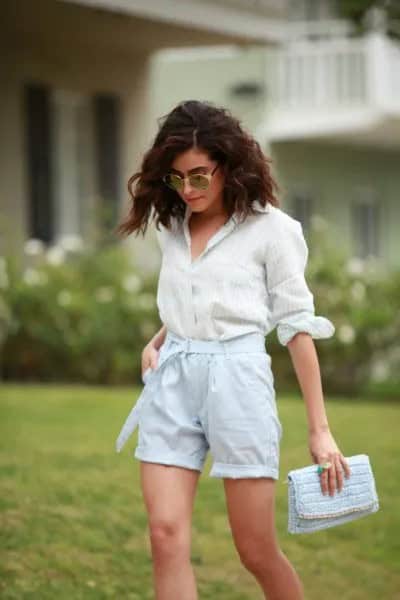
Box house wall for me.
[2,0,263,268]
[2,1,398,273]
[0,44,155,259]
[0,1,159,268]
[149,45,267,138]
[271,141,400,271]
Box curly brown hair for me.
[116,100,280,239]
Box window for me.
[51,89,95,243]
[93,94,121,232]
[24,83,54,243]
[351,194,380,259]
[289,191,313,234]
[23,83,121,245]
[288,0,336,21]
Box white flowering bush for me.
[268,215,400,395]
[1,222,399,394]
[0,238,161,383]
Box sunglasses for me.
[162,164,219,192]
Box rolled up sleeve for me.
[266,219,335,346]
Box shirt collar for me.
[183,198,270,225]
[251,199,271,213]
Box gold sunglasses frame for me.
[162,164,219,192]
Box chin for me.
[193,204,208,213]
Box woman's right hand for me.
[141,340,160,380]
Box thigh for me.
[135,351,210,472]
[207,352,282,480]
[140,462,200,535]
[223,477,279,554]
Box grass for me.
[1,383,399,599]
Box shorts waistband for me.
[165,330,266,354]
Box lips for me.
[187,196,202,202]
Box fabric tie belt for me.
[115,329,266,453]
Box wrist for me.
[149,335,164,351]
[309,423,330,435]
[148,325,167,352]
[148,338,159,351]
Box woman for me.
[115,100,351,600]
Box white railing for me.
[268,32,400,113]
[387,39,400,108]
[213,0,288,18]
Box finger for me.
[317,455,332,495]
[327,456,337,496]
[341,455,351,479]
[316,455,329,494]
[334,455,344,492]
[143,359,157,379]
[320,470,329,495]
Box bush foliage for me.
[1,218,399,395]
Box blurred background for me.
[1,1,399,599]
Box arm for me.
[150,224,169,350]
[142,224,168,368]
[286,332,329,434]
[287,331,351,495]
[265,217,350,493]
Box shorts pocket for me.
[141,341,170,384]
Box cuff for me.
[277,312,335,346]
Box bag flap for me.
[288,454,377,519]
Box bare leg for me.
[140,462,201,600]
[224,477,304,600]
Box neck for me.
[190,200,228,223]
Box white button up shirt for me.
[153,199,335,345]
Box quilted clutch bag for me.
[287,454,379,534]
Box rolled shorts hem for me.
[134,447,204,472]
[209,462,279,480]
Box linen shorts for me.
[115,329,283,480]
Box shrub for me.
[1,221,399,395]
[0,237,161,384]
[268,215,400,395]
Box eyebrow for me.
[169,165,209,176]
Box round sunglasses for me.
[162,164,219,193]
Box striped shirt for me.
[153,199,335,345]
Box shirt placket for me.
[182,205,238,333]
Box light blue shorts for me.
[115,330,283,480]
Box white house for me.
[0,0,291,270]
[2,0,398,271]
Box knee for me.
[238,538,281,576]
[148,519,190,563]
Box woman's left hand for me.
[308,428,351,496]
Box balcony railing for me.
[267,32,400,115]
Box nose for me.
[183,178,194,195]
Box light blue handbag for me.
[287,454,379,534]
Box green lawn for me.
[1,384,399,599]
